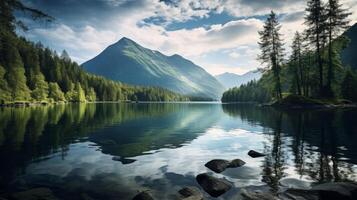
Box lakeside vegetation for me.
[222,0,357,105]
[0,0,188,105]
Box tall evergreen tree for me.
[258,11,284,100]
[290,32,304,95]
[325,0,351,96]
[305,0,328,96]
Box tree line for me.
[0,0,188,104]
[222,0,357,103]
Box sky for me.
[20,0,357,75]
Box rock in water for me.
[281,182,357,200]
[12,188,58,200]
[112,156,136,164]
[196,173,232,197]
[205,159,246,173]
[204,159,230,173]
[132,191,154,200]
[228,159,246,168]
[178,187,203,200]
[248,150,265,158]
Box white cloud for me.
[23,0,357,74]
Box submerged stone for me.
[132,191,154,200]
[12,187,58,200]
[178,186,203,200]
[280,182,357,200]
[196,173,232,197]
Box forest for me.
[0,0,188,105]
[222,0,357,103]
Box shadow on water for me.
[223,104,357,190]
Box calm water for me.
[0,103,357,199]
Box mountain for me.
[215,70,262,89]
[341,23,357,69]
[82,37,224,99]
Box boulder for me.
[11,187,58,200]
[205,159,245,173]
[248,150,265,158]
[196,173,232,197]
[132,191,154,200]
[228,159,246,168]
[178,186,203,200]
[204,159,230,173]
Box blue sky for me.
[21,0,357,75]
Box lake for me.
[0,103,356,199]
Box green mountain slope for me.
[82,37,225,99]
[341,23,357,69]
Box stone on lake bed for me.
[280,182,357,200]
[248,150,265,158]
[132,191,154,200]
[205,159,245,173]
[196,173,232,197]
[178,186,203,200]
[12,187,59,200]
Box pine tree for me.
[60,50,71,62]
[4,43,31,101]
[290,32,304,95]
[325,0,351,96]
[258,11,284,100]
[305,0,328,96]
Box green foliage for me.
[0,0,187,105]
[221,80,271,103]
[258,11,284,99]
[222,1,354,104]
[340,69,357,101]
[86,87,96,102]
[48,82,65,102]
[0,65,11,103]
[31,73,48,101]
[74,82,86,103]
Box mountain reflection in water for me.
[0,103,356,199]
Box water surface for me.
[0,103,356,199]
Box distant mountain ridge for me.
[215,70,262,89]
[82,37,224,99]
[341,23,357,69]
